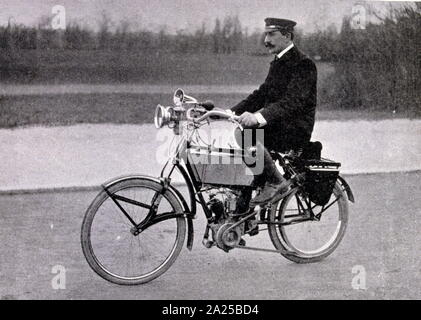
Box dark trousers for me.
[234,128,285,214]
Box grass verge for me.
[0,92,414,129]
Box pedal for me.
[202,238,214,248]
[246,220,259,236]
[248,226,259,236]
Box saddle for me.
[301,141,323,160]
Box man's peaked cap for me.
[264,18,296,32]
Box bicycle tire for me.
[81,177,186,285]
[268,181,349,263]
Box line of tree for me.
[0,14,263,54]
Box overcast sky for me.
[0,0,413,33]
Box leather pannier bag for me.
[303,158,340,206]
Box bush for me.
[325,5,421,116]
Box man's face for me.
[264,30,291,55]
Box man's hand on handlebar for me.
[237,112,259,128]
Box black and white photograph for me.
[0,0,419,303]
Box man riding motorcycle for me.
[230,17,318,213]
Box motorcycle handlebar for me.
[185,108,242,130]
[186,109,238,121]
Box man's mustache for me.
[264,42,274,48]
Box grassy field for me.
[3,50,272,85]
[2,50,337,85]
[0,92,409,128]
[0,50,417,128]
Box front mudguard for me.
[337,175,355,203]
[167,180,195,251]
[102,174,195,251]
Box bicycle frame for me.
[101,94,354,252]
[82,89,356,286]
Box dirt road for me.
[0,172,419,300]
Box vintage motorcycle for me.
[81,89,354,285]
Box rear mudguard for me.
[102,174,195,250]
[337,175,355,203]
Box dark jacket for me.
[231,46,317,152]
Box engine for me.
[206,188,238,220]
[205,188,245,251]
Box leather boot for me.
[249,180,292,206]
[249,147,291,206]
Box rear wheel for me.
[81,177,186,285]
[268,182,348,263]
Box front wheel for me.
[81,177,186,285]
[268,181,349,263]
